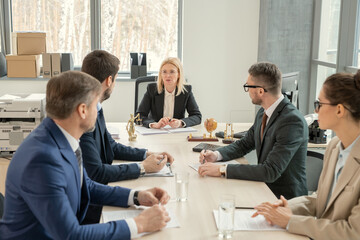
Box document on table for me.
[113,161,174,177]
[103,207,179,236]
[136,125,197,135]
[107,125,120,139]
[189,160,240,172]
[213,210,284,231]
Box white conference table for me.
[104,122,308,240]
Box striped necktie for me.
[75,147,83,187]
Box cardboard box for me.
[6,55,41,78]
[42,53,52,78]
[12,32,46,55]
[51,53,61,77]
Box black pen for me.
[235,207,254,210]
[202,145,207,164]
[157,156,165,165]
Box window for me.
[100,0,178,71]
[356,1,360,67]
[309,0,360,111]
[10,0,180,70]
[318,0,341,64]
[11,0,91,66]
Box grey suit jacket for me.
[287,136,360,240]
[218,97,308,199]
[136,83,202,128]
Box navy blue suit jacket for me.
[0,118,132,240]
[80,109,147,185]
[218,97,308,199]
[136,83,202,128]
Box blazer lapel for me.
[317,147,339,217]
[155,91,165,119]
[174,90,184,118]
[323,141,360,216]
[44,118,82,195]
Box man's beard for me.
[102,88,112,102]
[85,125,96,133]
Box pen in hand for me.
[202,146,207,164]
[157,156,165,165]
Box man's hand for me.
[169,118,182,128]
[199,150,218,164]
[138,187,171,206]
[142,154,167,173]
[252,196,292,228]
[134,205,170,233]
[158,151,174,164]
[198,162,221,177]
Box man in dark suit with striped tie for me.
[198,62,308,199]
[79,50,174,224]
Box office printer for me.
[0,94,46,155]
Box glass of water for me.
[218,194,235,238]
[175,172,189,202]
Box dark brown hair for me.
[248,62,282,95]
[81,50,120,83]
[46,71,101,119]
[323,70,360,120]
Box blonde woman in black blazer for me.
[137,57,202,128]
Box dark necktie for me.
[261,113,268,141]
[75,147,83,187]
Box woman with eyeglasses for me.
[252,70,360,239]
[136,57,202,128]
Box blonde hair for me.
[157,57,187,96]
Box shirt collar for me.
[164,88,175,97]
[55,123,79,152]
[264,94,284,119]
[338,134,360,153]
[97,102,102,112]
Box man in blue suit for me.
[0,71,170,239]
[80,50,174,223]
[198,62,308,199]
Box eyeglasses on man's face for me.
[243,83,268,92]
[313,100,336,113]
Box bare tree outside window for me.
[11,0,178,71]
[101,0,178,71]
[12,0,90,66]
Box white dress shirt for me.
[163,88,175,118]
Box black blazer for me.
[218,97,308,199]
[136,83,202,128]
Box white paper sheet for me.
[135,126,197,135]
[213,210,284,231]
[189,160,240,172]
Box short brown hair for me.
[81,50,120,83]
[248,62,282,95]
[46,71,101,119]
[323,70,360,121]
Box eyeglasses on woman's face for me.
[161,70,178,76]
[243,83,268,92]
[313,100,337,113]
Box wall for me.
[182,0,260,123]
[258,0,314,115]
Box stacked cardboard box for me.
[6,32,46,78]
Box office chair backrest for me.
[0,192,4,219]
[282,72,299,109]
[134,76,156,114]
[306,150,324,194]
